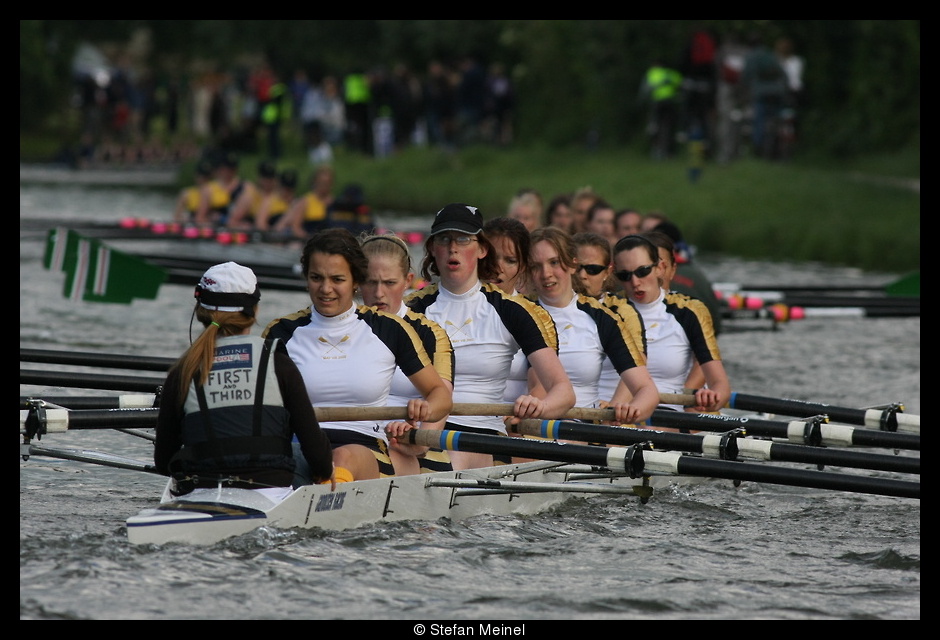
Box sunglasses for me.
[577,263,608,276]
[614,263,656,282]
[433,234,477,246]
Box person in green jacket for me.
[639,60,684,160]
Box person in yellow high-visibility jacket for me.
[640,61,683,159]
[261,78,289,159]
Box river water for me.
[20,182,920,621]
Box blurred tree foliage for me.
[20,19,919,157]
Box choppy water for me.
[20,183,919,620]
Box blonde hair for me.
[359,232,413,276]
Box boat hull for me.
[126,461,697,546]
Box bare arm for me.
[510,347,575,421]
[384,380,453,456]
[193,185,212,226]
[693,360,731,413]
[273,198,301,235]
[403,365,453,423]
[608,365,660,424]
[684,359,706,390]
[226,185,255,229]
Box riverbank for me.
[21,139,919,273]
[327,144,920,273]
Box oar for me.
[161,268,305,292]
[19,398,698,434]
[407,429,919,500]
[20,407,159,434]
[313,398,696,422]
[724,392,919,433]
[724,292,919,309]
[646,409,919,451]
[23,442,161,475]
[722,304,920,322]
[513,419,919,474]
[21,369,166,393]
[714,272,919,298]
[135,254,300,280]
[21,348,177,371]
[19,395,158,410]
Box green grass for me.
[21,132,920,273]
[326,143,920,273]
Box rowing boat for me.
[19,349,920,547]
[19,163,179,187]
[22,397,920,546]
[125,460,694,546]
[121,414,919,546]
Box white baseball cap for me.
[194,262,260,312]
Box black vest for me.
[169,336,293,479]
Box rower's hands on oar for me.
[406,398,433,423]
[602,401,643,426]
[690,388,722,413]
[385,421,430,457]
[502,394,547,427]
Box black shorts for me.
[418,448,454,474]
[324,429,395,477]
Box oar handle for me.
[20,396,699,433]
[314,395,695,423]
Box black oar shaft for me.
[408,429,631,470]
[726,392,920,433]
[25,443,161,475]
[410,429,919,499]
[21,370,166,393]
[20,407,159,434]
[516,419,706,452]
[21,347,175,371]
[516,419,919,474]
[671,456,919,499]
[647,409,919,451]
[19,395,158,410]
[729,392,866,423]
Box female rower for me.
[263,228,452,482]
[481,216,532,402]
[154,262,335,502]
[544,192,574,233]
[571,231,638,405]
[274,164,335,239]
[507,190,541,232]
[172,158,213,225]
[406,203,575,470]
[528,227,659,423]
[359,232,455,476]
[254,169,299,232]
[612,234,730,413]
[643,230,706,393]
[572,231,616,300]
[226,159,278,231]
[194,151,247,227]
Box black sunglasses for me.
[577,263,607,276]
[614,263,656,282]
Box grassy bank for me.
[327,144,920,274]
[21,134,920,273]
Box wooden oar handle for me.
[314,394,696,423]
